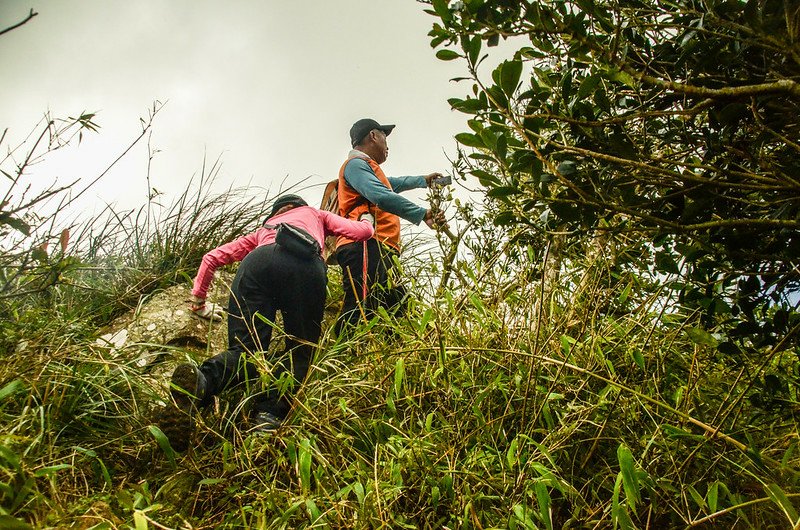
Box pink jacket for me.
[191,205,374,299]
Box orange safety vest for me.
[336,156,401,252]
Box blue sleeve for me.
[343,159,427,225]
[388,175,427,193]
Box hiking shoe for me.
[250,411,282,434]
[171,362,209,405]
[159,364,208,452]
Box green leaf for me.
[486,85,508,108]
[455,132,485,148]
[418,308,433,332]
[448,97,486,114]
[393,357,405,398]
[617,443,640,508]
[299,437,313,493]
[306,499,322,524]
[612,474,635,530]
[535,482,553,530]
[630,349,645,370]
[685,327,718,347]
[765,483,799,522]
[618,281,632,304]
[471,169,501,186]
[655,251,680,274]
[353,481,365,505]
[512,504,536,529]
[197,478,227,486]
[687,485,706,510]
[0,380,23,402]
[506,436,519,469]
[594,87,611,113]
[556,160,577,176]
[133,511,148,530]
[148,425,176,467]
[607,68,636,88]
[0,445,21,471]
[0,516,33,530]
[496,132,507,160]
[559,335,574,356]
[561,70,573,102]
[432,0,451,22]
[707,481,720,512]
[661,424,705,441]
[33,463,73,477]
[576,74,600,101]
[500,60,523,97]
[487,186,520,198]
[466,35,482,66]
[436,49,461,61]
[574,0,595,16]
[480,129,498,150]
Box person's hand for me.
[424,208,448,230]
[424,172,444,188]
[190,299,225,321]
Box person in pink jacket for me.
[161,194,374,451]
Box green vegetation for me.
[1,0,799,527]
[427,0,800,352]
[1,140,798,527]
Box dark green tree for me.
[426,0,800,348]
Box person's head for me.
[350,118,395,164]
[267,194,308,219]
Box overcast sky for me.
[0,1,471,222]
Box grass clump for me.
[0,123,798,528]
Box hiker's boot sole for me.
[249,411,282,434]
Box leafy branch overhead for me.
[425,0,800,344]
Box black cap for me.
[269,194,307,218]
[350,118,395,147]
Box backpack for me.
[319,179,340,264]
[319,177,372,265]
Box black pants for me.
[198,244,327,418]
[334,239,407,335]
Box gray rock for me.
[96,274,233,365]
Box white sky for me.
[0,1,470,222]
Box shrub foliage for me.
[1,2,799,527]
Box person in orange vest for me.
[335,118,447,334]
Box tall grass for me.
[1,137,798,528]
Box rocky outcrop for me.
[95,274,232,367]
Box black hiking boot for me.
[250,411,282,434]
[159,363,208,452]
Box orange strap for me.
[362,240,368,300]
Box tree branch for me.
[0,9,38,37]
[624,66,800,100]
[522,99,714,128]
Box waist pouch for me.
[266,223,320,260]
